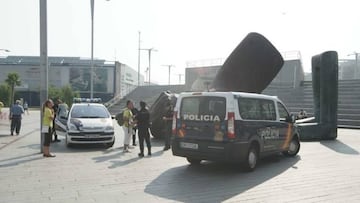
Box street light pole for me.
[140,48,157,85]
[162,64,174,85]
[137,31,141,86]
[90,0,94,99]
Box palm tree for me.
[5,72,21,106]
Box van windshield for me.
[180,96,226,121]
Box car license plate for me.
[85,134,99,138]
[180,142,198,149]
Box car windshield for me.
[70,105,109,118]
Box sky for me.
[0,0,359,85]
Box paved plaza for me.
[0,109,360,203]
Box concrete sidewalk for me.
[1,110,360,203]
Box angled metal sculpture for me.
[212,32,284,93]
[297,51,338,140]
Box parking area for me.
[0,110,360,202]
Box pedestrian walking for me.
[135,101,151,157]
[122,100,134,153]
[23,101,29,115]
[42,99,55,157]
[9,100,24,136]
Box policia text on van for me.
[171,92,300,171]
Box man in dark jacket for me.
[135,101,151,157]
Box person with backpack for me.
[122,100,134,153]
[135,101,151,157]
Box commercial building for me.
[0,56,144,106]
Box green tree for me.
[0,83,10,106]
[48,85,62,101]
[5,73,21,105]
[61,84,79,107]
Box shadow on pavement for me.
[320,140,359,155]
[145,155,300,202]
[0,152,43,168]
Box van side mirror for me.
[286,114,295,123]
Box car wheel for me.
[283,137,300,157]
[243,144,259,172]
[186,157,201,165]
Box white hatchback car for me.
[56,102,115,148]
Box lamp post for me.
[90,0,110,99]
[162,65,174,85]
[137,31,141,86]
[140,48,157,85]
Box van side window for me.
[277,102,289,121]
[260,100,276,121]
[238,98,276,121]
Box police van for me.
[171,92,300,171]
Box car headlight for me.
[68,123,78,131]
[105,125,114,131]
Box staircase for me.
[263,80,360,128]
[107,85,186,114]
[107,80,360,128]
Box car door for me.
[54,104,68,137]
[277,102,293,150]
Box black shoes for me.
[163,146,170,151]
[138,153,144,157]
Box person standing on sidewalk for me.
[162,102,173,151]
[42,99,55,157]
[51,99,61,142]
[135,101,151,157]
[9,100,24,136]
[131,105,139,146]
[122,100,134,153]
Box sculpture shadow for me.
[145,155,300,202]
[320,140,359,155]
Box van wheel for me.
[283,137,300,157]
[243,144,258,172]
[186,157,201,165]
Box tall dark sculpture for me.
[212,32,284,93]
[297,51,338,140]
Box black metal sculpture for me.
[297,51,338,140]
[212,32,284,93]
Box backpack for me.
[115,111,124,126]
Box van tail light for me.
[227,112,235,139]
[172,111,177,135]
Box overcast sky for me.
[1,0,359,84]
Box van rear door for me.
[178,96,228,142]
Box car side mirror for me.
[111,115,115,119]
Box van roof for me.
[178,91,279,101]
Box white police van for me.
[55,98,115,148]
[171,92,300,171]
